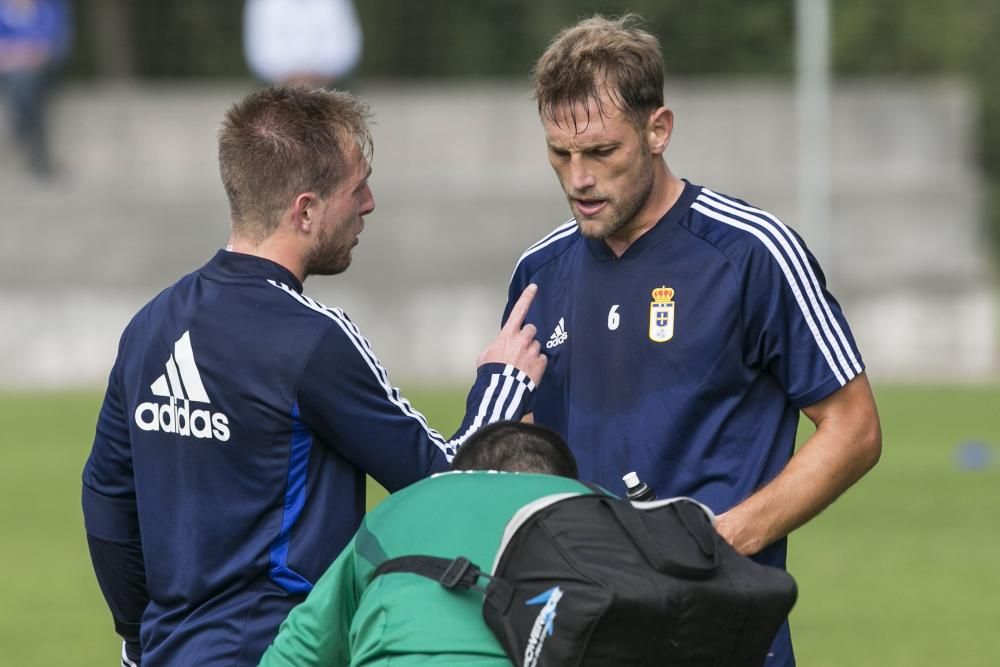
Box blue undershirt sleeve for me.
[297,320,535,493]
[85,533,146,661]
[81,355,148,660]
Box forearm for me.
[717,374,882,555]
[86,533,148,649]
[82,482,148,652]
[717,426,879,554]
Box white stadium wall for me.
[0,80,994,388]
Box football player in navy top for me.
[504,15,882,666]
[82,86,546,667]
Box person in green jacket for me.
[258,421,589,666]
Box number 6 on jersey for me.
[608,305,620,331]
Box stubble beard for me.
[304,224,353,277]
[574,164,655,241]
[306,253,351,277]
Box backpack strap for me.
[372,554,515,613]
[374,555,487,591]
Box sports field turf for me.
[1,384,997,665]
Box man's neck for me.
[226,232,307,284]
[604,167,684,258]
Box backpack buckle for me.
[440,556,475,589]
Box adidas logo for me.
[546,318,568,349]
[133,331,231,442]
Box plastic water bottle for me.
[622,471,656,502]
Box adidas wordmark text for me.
[133,331,231,441]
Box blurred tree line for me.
[68,0,999,253]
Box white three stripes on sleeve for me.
[268,281,535,462]
[449,364,534,453]
[692,190,861,386]
[701,188,862,373]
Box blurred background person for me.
[243,0,362,88]
[0,0,70,178]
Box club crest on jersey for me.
[648,286,675,343]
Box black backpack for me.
[374,493,797,667]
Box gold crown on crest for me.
[651,286,674,302]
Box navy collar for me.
[203,249,304,293]
[586,180,701,263]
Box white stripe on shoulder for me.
[267,280,451,453]
[690,201,851,386]
[511,219,579,281]
[268,281,535,461]
[698,189,861,377]
[526,218,578,252]
[701,188,861,375]
[332,307,447,440]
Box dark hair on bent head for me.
[450,421,578,479]
[532,13,664,133]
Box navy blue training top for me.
[82,249,535,666]
[504,182,865,666]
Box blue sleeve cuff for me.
[82,484,140,542]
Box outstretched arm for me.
[714,372,882,556]
[293,284,548,492]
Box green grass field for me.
[1,385,997,665]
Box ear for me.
[290,192,321,233]
[646,107,674,156]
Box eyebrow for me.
[547,140,621,152]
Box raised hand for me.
[477,284,547,386]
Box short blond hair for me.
[218,86,373,242]
[532,14,664,131]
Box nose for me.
[567,155,596,192]
[360,184,375,216]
